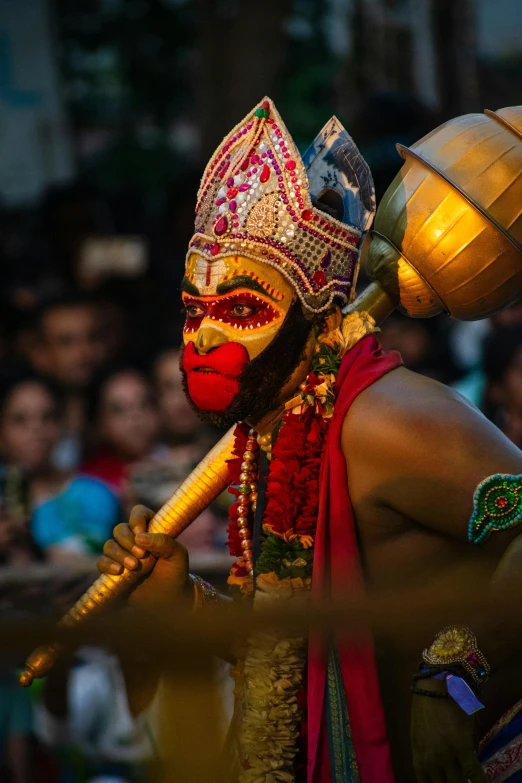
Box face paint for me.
[181,254,295,362]
[181,340,249,411]
[183,290,281,332]
[181,299,314,427]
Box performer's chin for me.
[185,370,240,413]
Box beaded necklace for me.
[234,429,259,577]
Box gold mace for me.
[19,105,522,687]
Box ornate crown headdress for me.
[187,97,375,313]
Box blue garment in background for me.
[479,700,522,781]
[32,476,120,554]
[0,670,33,758]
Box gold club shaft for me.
[19,426,236,686]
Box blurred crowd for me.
[0,180,227,556]
[378,298,522,448]
[0,182,228,783]
[1,171,522,783]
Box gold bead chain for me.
[237,429,260,576]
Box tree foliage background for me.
[52,0,522,208]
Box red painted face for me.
[181,340,249,411]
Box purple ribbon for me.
[424,669,485,715]
[445,674,484,715]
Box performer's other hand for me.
[411,678,487,783]
[97,504,190,610]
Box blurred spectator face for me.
[36,304,104,389]
[494,345,522,414]
[96,299,129,364]
[98,370,159,460]
[491,300,522,329]
[0,381,60,471]
[154,349,201,439]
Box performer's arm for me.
[345,367,522,656]
[345,367,522,552]
[97,505,234,716]
[344,367,522,782]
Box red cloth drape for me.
[308,335,402,783]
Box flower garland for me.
[225,310,376,782]
[225,347,338,596]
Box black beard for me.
[180,300,314,429]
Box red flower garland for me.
[262,405,328,543]
[226,372,331,574]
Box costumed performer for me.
[98,98,522,783]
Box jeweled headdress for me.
[187,97,375,313]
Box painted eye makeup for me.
[229,302,256,318]
[185,303,205,319]
[182,290,281,332]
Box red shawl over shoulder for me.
[308,334,402,783]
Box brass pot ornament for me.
[351,106,522,323]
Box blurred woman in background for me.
[82,367,160,512]
[0,374,119,563]
[482,325,522,447]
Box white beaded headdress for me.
[186,97,375,313]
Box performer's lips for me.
[182,341,249,411]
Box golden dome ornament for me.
[347,105,522,325]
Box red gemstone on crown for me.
[302,209,313,221]
[262,100,270,110]
[260,164,271,183]
[313,269,326,287]
[496,497,508,507]
[239,183,251,192]
[285,160,296,171]
[227,187,238,199]
[211,243,220,256]
[229,200,237,212]
[214,216,229,236]
[240,158,249,171]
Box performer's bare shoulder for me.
[342,366,522,586]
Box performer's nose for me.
[195,323,228,354]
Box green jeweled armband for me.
[468,473,522,544]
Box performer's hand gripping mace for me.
[19,428,235,686]
[19,105,522,687]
